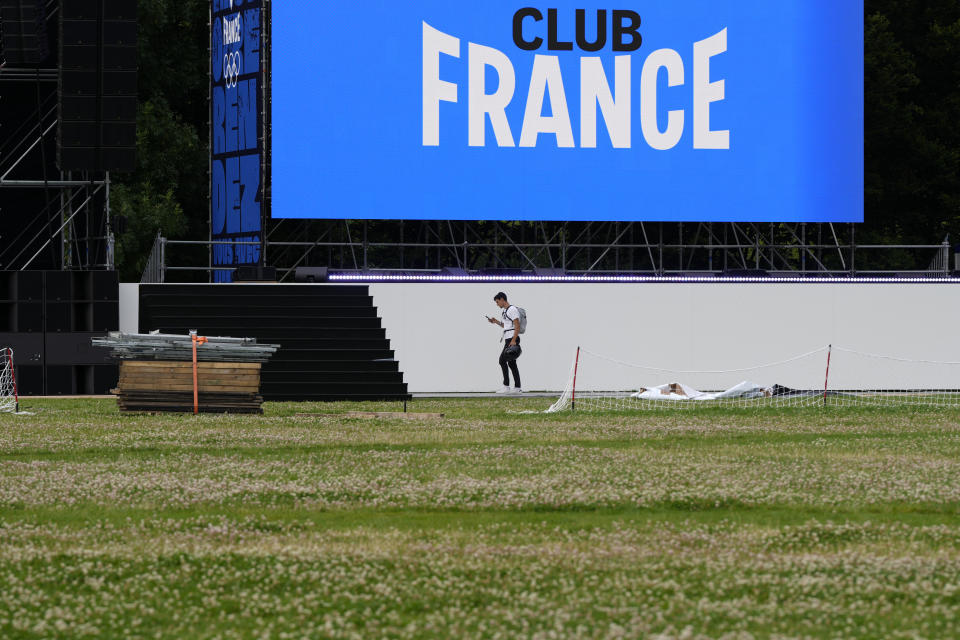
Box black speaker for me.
[0,304,13,332]
[0,0,49,64]
[15,365,43,396]
[294,267,329,283]
[57,0,138,172]
[91,301,118,331]
[45,365,74,395]
[45,332,112,364]
[44,271,73,301]
[0,332,42,363]
[45,302,73,332]
[90,270,118,300]
[14,270,43,301]
[92,364,117,394]
[16,303,43,332]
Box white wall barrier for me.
[119,283,139,334]
[369,283,960,393]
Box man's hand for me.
[509,339,517,346]
[487,316,499,325]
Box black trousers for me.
[499,336,521,388]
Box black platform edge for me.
[138,284,411,402]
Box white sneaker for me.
[513,388,524,394]
[496,386,511,394]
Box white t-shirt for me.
[501,305,521,339]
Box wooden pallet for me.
[115,361,265,413]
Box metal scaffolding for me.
[0,62,114,272]
[145,219,955,282]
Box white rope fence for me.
[547,345,960,412]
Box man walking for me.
[487,292,523,394]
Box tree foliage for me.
[112,0,209,281]
[864,0,960,245]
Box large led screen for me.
[272,2,863,222]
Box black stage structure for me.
[0,0,131,396]
[0,0,133,274]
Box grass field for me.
[2,398,960,639]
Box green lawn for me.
[2,399,960,638]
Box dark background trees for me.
[111,0,209,280]
[111,0,960,278]
[863,0,960,247]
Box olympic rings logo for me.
[223,52,242,88]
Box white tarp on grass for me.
[631,381,771,402]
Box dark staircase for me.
[138,284,410,402]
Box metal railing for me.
[140,233,166,283]
[142,235,960,282]
[927,237,953,276]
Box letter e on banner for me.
[694,29,729,150]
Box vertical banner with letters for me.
[210,0,263,282]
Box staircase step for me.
[269,349,395,361]
[141,284,370,297]
[233,338,393,350]
[261,372,405,384]
[267,393,411,402]
[276,340,390,350]
[147,316,383,329]
[261,382,408,395]
[149,328,388,342]
[263,360,400,373]
[143,305,379,319]
[141,294,372,307]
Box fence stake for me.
[822,344,833,408]
[572,346,581,411]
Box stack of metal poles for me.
[92,332,280,414]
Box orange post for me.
[822,344,832,408]
[571,346,581,411]
[191,334,208,415]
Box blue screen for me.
[272,1,863,222]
